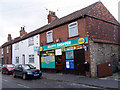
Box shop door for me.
[74,49,85,75]
[55,55,63,72]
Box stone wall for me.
[89,40,120,77]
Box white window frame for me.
[28,37,34,46]
[29,55,34,63]
[16,57,19,64]
[68,21,78,38]
[46,30,53,43]
[1,48,3,54]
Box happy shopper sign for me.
[40,37,88,51]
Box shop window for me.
[28,37,34,46]
[29,55,34,63]
[41,50,55,68]
[41,50,55,57]
[65,50,74,59]
[65,50,74,69]
[68,21,78,38]
[16,57,19,64]
[46,30,53,43]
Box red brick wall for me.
[86,16,119,44]
[3,45,12,64]
[40,18,86,46]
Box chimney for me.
[47,11,58,23]
[8,34,12,42]
[20,26,27,36]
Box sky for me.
[0,0,119,46]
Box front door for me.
[74,49,85,75]
[22,55,25,64]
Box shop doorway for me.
[74,49,85,75]
[55,55,63,72]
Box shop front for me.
[39,37,89,75]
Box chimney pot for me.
[20,27,27,36]
[48,11,58,23]
[8,34,12,41]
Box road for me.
[1,73,101,89]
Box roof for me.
[2,40,13,48]
[11,1,99,44]
[2,1,119,47]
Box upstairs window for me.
[1,48,3,54]
[15,43,19,50]
[46,30,53,43]
[68,21,78,38]
[28,37,34,46]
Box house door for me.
[74,49,85,75]
[22,54,25,64]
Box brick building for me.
[0,47,2,65]
[39,2,120,77]
[1,1,120,77]
[1,34,12,65]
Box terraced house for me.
[1,34,12,65]
[1,1,120,77]
[12,27,40,69]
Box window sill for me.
[29,62,34,63]
[46,41,54,44]
[67,35,80,39]
[28,45,34,47]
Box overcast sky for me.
[0,0,119,46]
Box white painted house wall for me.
[12,34,40,69]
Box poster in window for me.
[66,60,74,69]
[65,50,74,59]
[55,49,62,55]
[41,55,55,68]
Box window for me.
[22,64,35,69]
[7,64,14,68]
[1,48,3,54]
[16,57,19,64]
[7,46,9,53]
[15,43,19,50]
[3,65,6,68]
[28,37,34,46]
[7,57,9,64]
[68,21,78,37]
[15,65,18,69]
[65,50,74,59]
[29,55,34,63]
[18,65,22,69]
[46,30,53,43]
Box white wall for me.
[12,34,40,69]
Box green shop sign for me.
[41,37,88,51]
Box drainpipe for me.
[83,15,91,77]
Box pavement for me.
[42,72,120,89]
